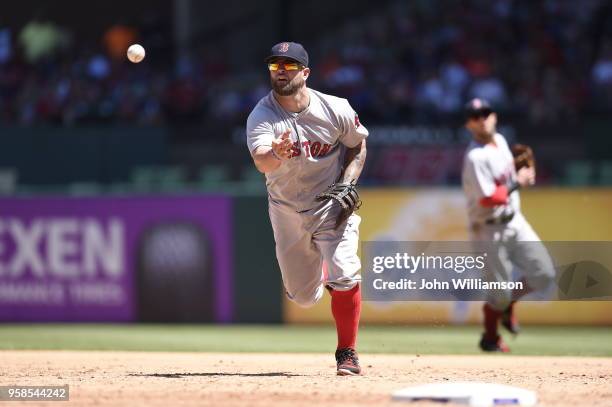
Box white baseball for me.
[127,44,146,63]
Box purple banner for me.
[0,196,233,322]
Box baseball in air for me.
[127,44,146,63]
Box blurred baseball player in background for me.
[462,98,555,352]
[246,42,368,375]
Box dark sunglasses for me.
[468,108,493,120]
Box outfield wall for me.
[1,189,610,325]
[284,188,612,325]
[0,194,283,323]
[0,196,234,322]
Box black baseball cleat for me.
[501,303,520,335]
[335,347,361,376]
[479,333,510,353]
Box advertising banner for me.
[284,188,612,325]
[0,196,232,322]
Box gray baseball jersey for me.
[461,133,554,310]
[247,89,368,212]
[246,88,368,306]
[462,133,520,225]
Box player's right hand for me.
[517,166,535,187]
[271,129,293,160]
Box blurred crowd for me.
[307,0,612,124]
[1,0,611,127]
[0,15,221,126]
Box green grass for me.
[0,325,610,356]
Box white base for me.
[392,382,537,406]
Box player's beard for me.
[271,75,305,96]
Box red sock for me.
[330,284,361,350]
[483,303,501,341]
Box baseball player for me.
[246,42,368,375]
[462,98,555,352]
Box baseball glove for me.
[512,144,535,170]
[316,182,362,229]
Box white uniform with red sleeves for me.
[246,88,368,307]
[462,133,554,310]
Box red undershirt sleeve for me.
[479,185,509,207]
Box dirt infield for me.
[1,351,610,406]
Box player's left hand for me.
[512,144,535,171]
[316,182,362,229]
